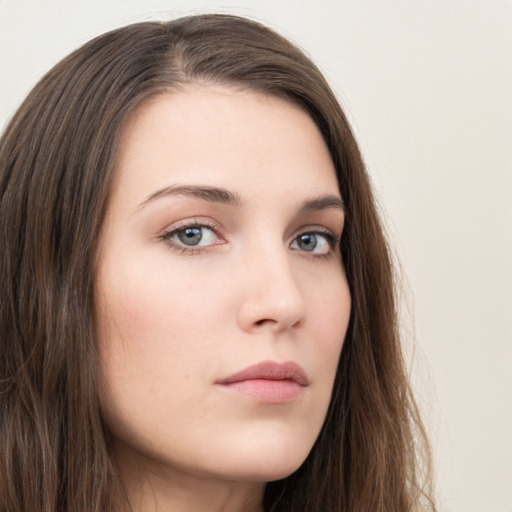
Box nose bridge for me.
[237,230,306,332]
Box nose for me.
[236,242,307,334]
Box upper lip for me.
[217,360,309,386]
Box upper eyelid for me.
[159,218,223,237]
[293,224,340,241]
[161,218,339,235]
[158,222,223,254]
[292,229,339,250]
[158,217,342,249]
[162,221,338,238]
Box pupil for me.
[299,233,317,251]
[179,227,202,246]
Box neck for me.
[114,447,265,512]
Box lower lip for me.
[218,379,304,404]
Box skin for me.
[96,84,351,512]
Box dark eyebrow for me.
[138,185,344,215]
[297,194,345,214]
[138,184,244,210]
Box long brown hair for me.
[0,14,435,512]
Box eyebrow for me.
[297,194,345,214]
[138,184,244,210]
[137,184,345,214]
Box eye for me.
[161,223,221,251]
[290,231,335,255]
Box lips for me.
[216,361,308,403]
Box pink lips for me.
[216,361,308,404]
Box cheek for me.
[306,270,351,386]
[97,251,226,349]
[96,259,179,408]
[95,273,214,454]
[95,251,234,413]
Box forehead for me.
[111,84,339,209]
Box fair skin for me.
[96,85,351,512]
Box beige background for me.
[1,1,511,510]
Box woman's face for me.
[97,85,351,488]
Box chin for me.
[216,437,314,483]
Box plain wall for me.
[1,1,511,510]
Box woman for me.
[0,13,435,512]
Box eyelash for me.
[159,220,340,258]
[293,227,339,260]
[159,219,223,255]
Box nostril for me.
[253,317,302,329]
[255,318,273,326]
